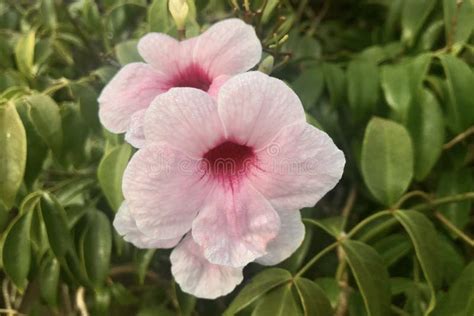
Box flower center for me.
[203,141,255,181]
[169,64,212,91]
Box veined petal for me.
[192,181,280,268]
[193,19,262,78]
[250,123,345,211]
[113,202,181,249]
[122,143,212,239]
[144,88,225,157]
[218,71,306,149]
[171,235,244,299]
[256,209,305,266]
[124,109,146,148]
[98,63,167,133]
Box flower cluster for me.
[99,19,345,299]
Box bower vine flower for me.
[98,19,262,148]
[113,72,345,298]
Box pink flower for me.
[113,72,345,298]
[98,19,262,148]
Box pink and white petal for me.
[144,88,225,157]
[123,143,212,239]
[98,63,167,133]
[171,235,243,299]
[137,33,181,76]
[207,75,230,98]
[124,109,146,148]
[218,72,306,149]
[250,123,345,211]
[113,202,181,249]
[193,18,262,78]
[192,182,280,268]
[256,210,305,266]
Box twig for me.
[75,287,88,316]
[443,126,474,150]
[435,211,474,247]
[413,192,474,211]
[2,280,12,316]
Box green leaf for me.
[304,216,343,238]
[148,0,172,32]
[394,210,442,315]
[252,283,302,316]
[60,102,89,166]
[443,0,474,53]
[381,63,411,122]
[373,233,412,267]
[314,278,340,309]
[82,211,112,287]
[432,262,474,316]
[342,240,391,316]
[261,0,279,23]
[39,254,60,306]
[15,30,36,77]
[401,0,437,45]
[294,278,333,316]
[407,89,445,181]
[420,20,444,51]
[224,268,292,316]
[0,102,26,208]
[15,100,48,188]
[438,235,465,285]
[40,0,57,30]
[40,192,73,258]
[70,83,101,132]
[361,117,414,205]
[322,62,346,108]
[115,40,142,66]
[27,94,63,156]
[291,66,324,109]
[2,211,33,291]
[439,54,474,133]
[347,60,379,123]
[175,283,197,316]
[436,169,473,229]
[98,143,131,211]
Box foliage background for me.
[0,0,473,315]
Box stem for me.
[341,187,357,229]
[435,211,474,247]
[392,190,432,210]
[295,242,338,278]
[412,192,474,211]
[346,210,392,239]
[359,217,398,242]
[443,125,474,150]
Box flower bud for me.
[169,0,189,31]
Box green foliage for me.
[0,0,473,315]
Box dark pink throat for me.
[203,141,256,181]
[169,64,212,91]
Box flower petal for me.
[122,143,212,239]
[171,234,244,299]
[144,88,225,157]
[124,109,146,148]
[113,202,181,249]
[192,182,280,267]
[98,63,167,133]
[194,19,262,78]
[137,33,181,75]
[250,123,345,211]
[218,71,305,149]
[207,74,230,98]
[256,209,305,266]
